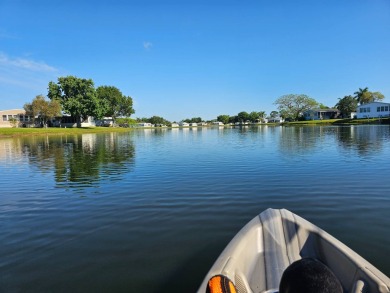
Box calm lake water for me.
[1,125,389,292]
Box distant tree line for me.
[136,116,172,126]
[23,79,386,128]
[216,111,267,124]
[182,117,203,123]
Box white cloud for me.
[143,41,153,51]
[0,52,57,72]
[0,52,61,107]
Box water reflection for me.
[278,125,390,156]
[1,133,135,190]
[336,125,389,155]
[0,126,389,292]
[278,126,327,155]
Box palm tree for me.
[354,87,369,105]
[258,111,266,122]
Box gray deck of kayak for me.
[198,208,390,293]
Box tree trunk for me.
[77,116,82,128]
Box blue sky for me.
[1,0,389,121]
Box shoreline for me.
[1,118,389,138]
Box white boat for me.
[199,208,390,293]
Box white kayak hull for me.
[199,208,390,293]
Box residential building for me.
[267,116,284,123]
[179,121,189,127]
[303,108,340,120]
[0,109,34,128]
[51,115,96,127]
[356,102,390,119]
[138,122,152,127]
[95,117,114,127]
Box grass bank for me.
[0,127,135,138]
[1,118,389,138]
[283,118,390,126]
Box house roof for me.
[357,102,390,107]
[307,108,340,112]
[0,109,26,115]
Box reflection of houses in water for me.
[0,138,21,161]
[181,127,190,135]
[278,126,328,155]
[339,125,386,155]
[81,134,97,152]
[134,129,154,139]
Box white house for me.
[179,121,189,127]
[95,117,114,127]
[138,122,152,127]
[171,123,179,127]
[52,115,96,127]
[356,102,390,119]
[189,123,197,127]
[212,121,224,126]
[267,116,284,123]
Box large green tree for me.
[237,111,250,122]
[96,86,135,118]
[183,117,202,123]
[274,94,318,121]
[335,95,358,118]
[370,91,385,102]
[148,115,170,126]
[217,115,230,124]
[258,111,266,119]
[48,76,101,127]
[248,111,260,123]
[24,95,62,127]
[354,87,385,105]
[229,115,238,124]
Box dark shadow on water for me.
[153,245,217,293]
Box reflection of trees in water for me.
[20,133,135,189]
[277,125,388,156]
[336,126,388,155]
[278,126,329,155]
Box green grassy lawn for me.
[284,118,390,125]
[1,118,389,137]
[0,126,134,138]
